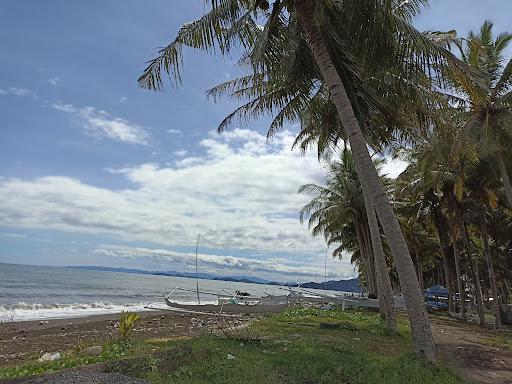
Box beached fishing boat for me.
[144,284,316,315]
[144,283,380,316]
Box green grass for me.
[0,308,462,383]
[483,334,512,351]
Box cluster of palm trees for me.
[299,18,512,331]
[139,0,511,361]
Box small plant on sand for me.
[0,305,17,324]
[214,316,261,343]
[117,312,140,339]
[73,334,86,354]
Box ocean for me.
[0,263,335,322]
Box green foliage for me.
[483,334,512,351]
[118,312,141,339]
[267,307,409,339]
[72,337,86,354]
[298,149,390,287]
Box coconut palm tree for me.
[397,216,438,292]
[463,159,505,328]
[395,115,481,319]
[137,0,465,359]
[450,21,512,207]
[298,150,379,294]
[206,11,452,334]
[298,148,397,331]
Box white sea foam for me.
[0,300,217,322]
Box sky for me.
[0,0,511,282]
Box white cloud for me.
[93,245,354,281]
[0,129,357,277]
[48,77,60,87]
[53,103,76,113]
[0,233,27,238]
[53,103,149,145]
[175,156,204,167]
[174,149,188,157]
[119,96,127,102]
[168,129,181,134]
[0,87,32,96]
[381,158,409,179]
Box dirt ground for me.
[431,316,512,384]
[0,310,260,367]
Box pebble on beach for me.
[83,346,103,356]
[38,352,61,362]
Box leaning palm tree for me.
[207,17,450,334]
[450,21,512,207]
[138,0,459,359]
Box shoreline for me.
[1,310,168,331]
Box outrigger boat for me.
[144,235,380,316]
[144,283,379,316]
[144,284,299,316]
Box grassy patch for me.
[133,337,459,384]
[483,334,512,350]
[0,308,462,383]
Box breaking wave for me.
[0,299,215,322]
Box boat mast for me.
[195,234,201,304]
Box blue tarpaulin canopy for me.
[424,285,449,309]
[424,285,449,298]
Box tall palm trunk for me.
[355,222,374,294]
[414,250,424,292]
[370,207,397,331]
[358,160,396,331]
[479,209,501,328]
[442,252,454,313]
[363,224,378,297]
[505,281,512,303]
[471,260,486,327]
[451,237,466,319]
[496,150,512,207]
[462,222,485,327]
[295,0,434,360]
[362,222,378,296]
[430,203,454,312]
[447,198,466,319]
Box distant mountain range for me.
[65,265,362,292]
[300,280,362,292]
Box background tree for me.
[450,21,512,207]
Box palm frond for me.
[138,0,255,90]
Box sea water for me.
[0,263,340,321]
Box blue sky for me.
[1,1,511,282]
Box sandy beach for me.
[0,308,275,367]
